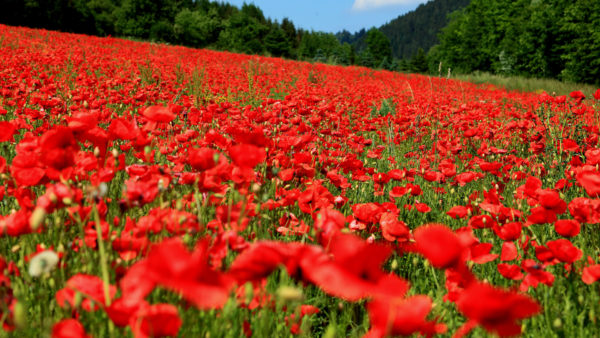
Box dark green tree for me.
[87,0,118,36]
[114,0,178,39]
[264,27,292,58]
[365,28,392,68]
[560,0,600,85]
[217,5,268,55]
[358,49,375,68]
[173,8,220,47]
[411,48,429,73]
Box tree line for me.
[431,0,600,85]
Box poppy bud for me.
[323,324,336,338]
[13,301,26,329]
[277,286,303,302]
[73,291,83,309]
[29,207,46,230]
[244,282,254,304]
[553,318,562,329]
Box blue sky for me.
[217,0,430,33]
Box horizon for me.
[216,0,430,33]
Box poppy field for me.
[2,24,600,337]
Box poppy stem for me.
[92,203,115,335]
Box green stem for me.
[92,204,110,305]
[92,203,115,335]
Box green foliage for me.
[298,31,341,62]
[410,48,429,74]
[216,5,269,55]
[365,28,392,68]
[370,98,396,118]
[264,27,291,58]
[86,0,117,36]
[173,8,220,47]
[559,0,600,85]
[434,0,600,85]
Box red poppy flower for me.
[379,212,409,242]
[106,297,148,327]
[447,205,469,219]
[120,238,234,310]
[129,303,182,338]
[229,144,266,168]
[366,295,445,338]
[493,221,522,241]
[40,126,78,171]
[527,206,558,225]
[582,264,600,284]
[0,121,16,142]
[51,319,90,338]
[500,241,518,261]
[536,189,566,214]
[415,202,431,213]
[469,242,498,264]
[301,233,405,300]
[188,147,218,171]
[497,263,523,280]
[313,207,346,245]
[456,282,541,337]
[108,117,138,140]
[569,90,585,103]
[142,105,175,123]
[546,239,582,263]
[554,219,580,237]
[568,197,600,224]
[576,171,600,197]
[352,203,381,224]
[56,274,116,311]
[468,214,496,229]
[413,224,465,269]
[586,148,600,166]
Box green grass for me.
[454,71,598,98]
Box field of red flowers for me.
[1,24,600,337]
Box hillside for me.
[338,0,470,59]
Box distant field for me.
[455,71,598,98]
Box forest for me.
[433,0,600,85]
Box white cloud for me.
[352,0,428,11]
